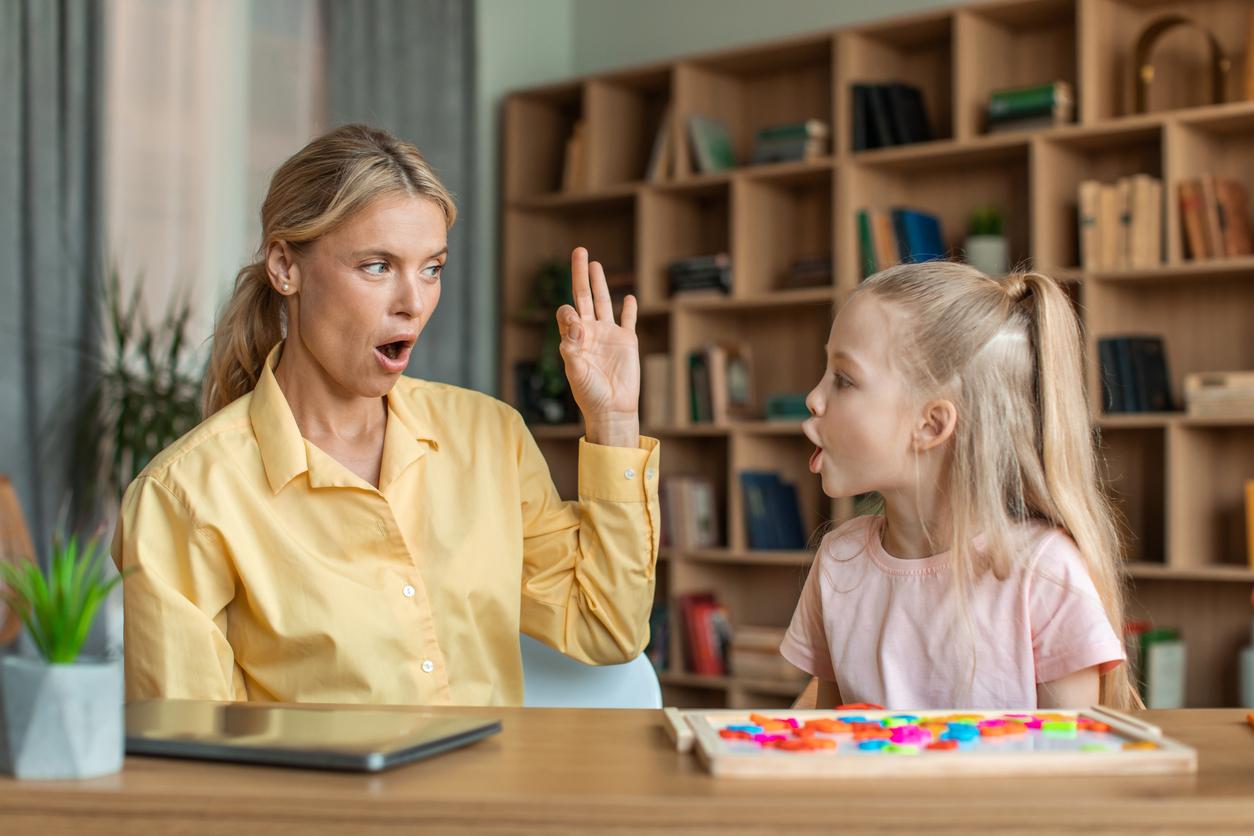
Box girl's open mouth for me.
[809,445,823,473]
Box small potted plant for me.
[0,532,128,779]
[964,207,1009,276]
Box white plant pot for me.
[0,655,124,779]
[965,234,1009,276]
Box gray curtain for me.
[0,0,102,555]
[322,0,479,388]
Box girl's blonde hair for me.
[201,123,457,416]
[858,261,1138,710]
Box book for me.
[1216,177,1254,257]
[866,84,899,148]
[645,106,673,183]
[1129,174,1163,268]
[764,392,810,421]
[986,80,1074,127]
[1199,175,1225,259]
[689,351,713,422]
[870,208,900,270]
[668,253,732,296]
[661,476,722,550]
[729,625,810,683]
[688,115,737,173]
[643,353,672,428]
[739,471,807,551]
[857,210,877,278]
[780,255,833,290]
[756,119,830,142]
[1184,371,1254,419]
[751,119,829,164]
[1178,179,1211,260]
[886,82,932,144]
[1116,177,1133,269]
[1097,336,1172,412]
[1079,180,1102,269]
[892,208,945,262]
[1098,183,1121,270]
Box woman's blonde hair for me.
[201,123,457,416]
[857,261,1138,709]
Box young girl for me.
[783,261,1136,710]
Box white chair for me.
[519,634,663,709]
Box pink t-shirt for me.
[780,515,1125,709]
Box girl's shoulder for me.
[815,515,883,564]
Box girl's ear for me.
[913,399,958,452]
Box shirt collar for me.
[249,341,439,494]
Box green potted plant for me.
[964,207,1009,276]
[0,532,128,779]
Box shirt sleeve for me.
[515,412,660,666]
[1028,531,1127,683]
[112,475,245,701]
[780,550,836,680]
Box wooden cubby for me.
[501,0,1254,708]
[672,35,834,178]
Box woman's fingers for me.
[570,247,594,319]
[556,304,582,343]
[590,259,613,322]
[621,294,638,332]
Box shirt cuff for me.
[577,435,660,502]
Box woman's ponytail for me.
[201,262,285,416]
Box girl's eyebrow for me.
[831,349,866,375]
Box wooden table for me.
[2,708,1253,834]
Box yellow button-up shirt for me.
[112,343,660,706]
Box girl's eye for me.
[834,373,853,390]
[363,261,388,275]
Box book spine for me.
[1098,338,1123,413]
[1178,179,1210,261]
[857,210,876,278]
[1079,180,1101,269]
[987,82,1066,118]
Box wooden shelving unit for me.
[501,0,1254,708]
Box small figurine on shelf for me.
[964,207,1008,277]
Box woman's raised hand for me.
[554,247,641,447]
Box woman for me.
[112,124,660,706]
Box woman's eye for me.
[363,261,388,275]
[422,263,444,281]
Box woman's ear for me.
[913,398,957,452]
[265,241,298,295]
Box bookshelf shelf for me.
[501,0,1254,708]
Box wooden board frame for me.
[666,706,1198,778]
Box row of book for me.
[668,253,732,296]
[684,115,830,176]
[856,207,946,278]
[985,80,1073,134]
[688,342,754,423]
[1097,335,1173,414]
[850,82,932,151]
[677,592,734,676]
[740,471,807,551]
[660,476,721,550]
[1184,371,1254,420]
[1178,175,1253,261]
[1078,175,1163,270]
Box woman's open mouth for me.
[374,338,414,373]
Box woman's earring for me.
[282,281,290,293]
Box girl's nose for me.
[805,383,823,416]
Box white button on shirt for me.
[421,660,435,674]
[402,584,416,598]
[624,468,636,479]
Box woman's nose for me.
[395,272,425,318]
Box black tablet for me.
[125,699,501,772]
